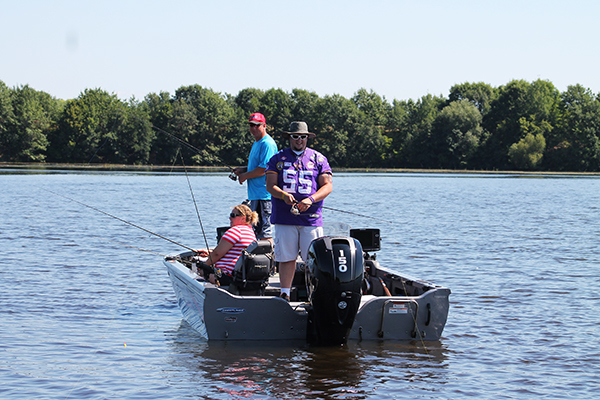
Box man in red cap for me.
[233,113,278,241]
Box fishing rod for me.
[92,235,204,270]
[92,235,168,257]
[321,205,393,224]
[149,121,240,181]
[120,112,227,277]
[291,200,392,224]
[125,112,238,175]
[38,187,196,253]
[151,123,235,170]
[179,152,218,271]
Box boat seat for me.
[365,259,379,277]
[228,239,274,296]
[362,259,380,294]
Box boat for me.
[163,228,451,345]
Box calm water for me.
[1,170,599,399]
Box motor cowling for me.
[305,236,364,346]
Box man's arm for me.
[297,172,332,209]
[238,166,266,184]
[313,173,333,202]
[266,172,295,204]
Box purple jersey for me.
[266,147,332,226]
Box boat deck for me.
[262,274,379,309]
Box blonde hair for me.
[233,204,259,226]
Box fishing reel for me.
[290,203,300,216]
[229,171,238,181]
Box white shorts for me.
[274,225,324,262]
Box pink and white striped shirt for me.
[215,224,257,276]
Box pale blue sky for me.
[2,0,599,102]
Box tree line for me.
[1,79,599,172]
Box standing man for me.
[266,121,333,301]
[233,112,278,241]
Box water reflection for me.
[165,321,449,399]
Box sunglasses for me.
[249,123,263,128]
[229,212,242,218]
[290,134,308,140]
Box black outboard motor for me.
[305,236,364,346]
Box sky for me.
[2,0,599,103]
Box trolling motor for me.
[305,236,364,346]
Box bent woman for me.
[196,204,258,285]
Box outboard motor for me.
[305,236,364,346]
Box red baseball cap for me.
[248,112,266,125]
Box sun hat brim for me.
[282,121,316,138]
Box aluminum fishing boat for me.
[163,228,450,345]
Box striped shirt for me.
[215,224,257,276]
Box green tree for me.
[235,88,264,117]
[478,79,559,170]
[3,85,62,162]
[344,89,393,167]
[448,82,498,115]
[545,84,600,171]
[384,99,410,167]
[429,100,484,169]
[508,130,546,170]
[260,88,292,149]
[109,99,155,165]
[402,94,445,168]
[290,89,319,123]
[168,98,200,164]
[143,91,178,165]
[345,123,390,168]
[352,88,390,126]
[49,89,153,164]
[172,85,239,166]
[49,88,122,163]
[7,80,598,171]
[0,81,16,160]
[312,94,361,167]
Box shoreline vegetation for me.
[2,79,600,173]
[2,162,598,176]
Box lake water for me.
[1,169,599,399]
